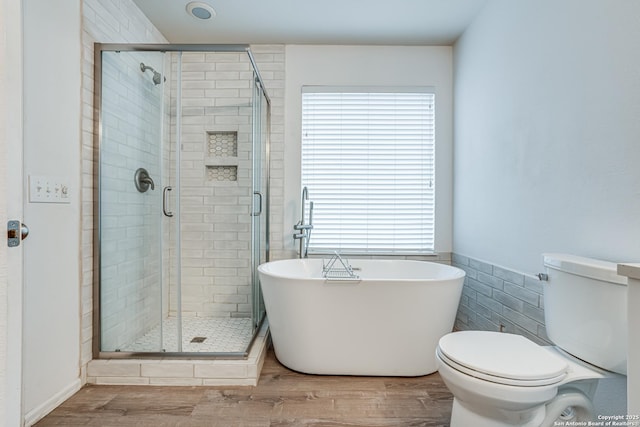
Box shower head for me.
[140,62,163,86]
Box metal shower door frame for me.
[92,43,271,359]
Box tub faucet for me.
[293,186,314,258]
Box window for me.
[301,87,435,254]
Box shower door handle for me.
[252,191,262,216]
[163,186,173,217]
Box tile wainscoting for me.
[452,253,551,345]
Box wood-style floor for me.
[35,349,453,426]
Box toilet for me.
[436,253,628,427]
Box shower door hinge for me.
[7,220,29,247]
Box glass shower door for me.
[99,50,167,353]
[175,51,260,354]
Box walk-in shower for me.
[93,44,270,358]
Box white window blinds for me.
[301,87,435,254]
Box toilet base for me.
[450,387,596,427]
[450,398,546,427]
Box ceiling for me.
[132,0,488,45]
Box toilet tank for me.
[543,253,627,375]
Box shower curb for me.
[86,321,270,386]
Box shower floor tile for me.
[123,317,254,353]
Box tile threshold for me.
[87,321,270,386]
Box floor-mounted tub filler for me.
[258,257,465,376]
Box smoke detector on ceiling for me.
[186,2,216,20]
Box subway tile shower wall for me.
[98,51,166,351]
[452,254,551,345]
[168,48,285,318]
[169,51,255,319]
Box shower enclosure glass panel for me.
[99,50,166,353]
[96,45,269,357]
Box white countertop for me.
[617,263,640,280]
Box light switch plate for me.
[29,175,70,204]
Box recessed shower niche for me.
[208,131,238,157]
[94,44,270,358]
[206,130,239,182]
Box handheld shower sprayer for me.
[140,62,163,86]
[293,186,314,258]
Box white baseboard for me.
[23,379,81,427]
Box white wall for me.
[283,45,453,257]
[453,0,640,274]
[22,0,82,423]
[452,0,640,416]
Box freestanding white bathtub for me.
[258,258,465,376]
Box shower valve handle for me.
[134,168,155,193]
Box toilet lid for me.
[438,331,568,386]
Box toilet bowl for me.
[437,254,628,427]
[436,331,608,427]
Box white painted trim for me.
[1,0,25,425]
[23,379,81,427]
